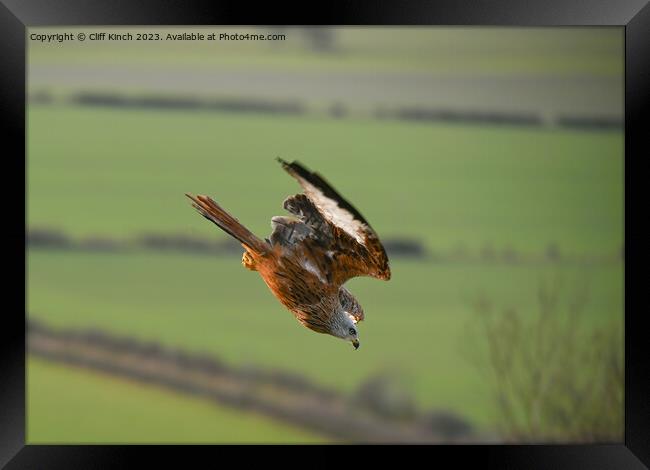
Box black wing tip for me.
[276,157,294,173]
[276,157,311,175]
[277,158,371,226]
[276,157,294,170]
[281,161,316,185]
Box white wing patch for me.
[302,183,367,245]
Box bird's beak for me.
[352,339,360,350]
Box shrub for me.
[501,245,519,264]
[27,228,72,248]
[353,375,417,421]
[421,410,474,439]
[465,279,623,442]
[329,102,347,119]
[545,242,562,262]
[383,238,427,259]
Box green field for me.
[28,27,622,76]
[27,106,623,256]
[27,357,327,443]
[27,249,623,435]
[27,101,623,442]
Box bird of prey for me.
[186,159,391,350]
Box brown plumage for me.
[186,159,390,349]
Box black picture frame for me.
[1,0,647,467]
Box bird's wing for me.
[277,158,391,285]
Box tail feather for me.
[185,193,268,254]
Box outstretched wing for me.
[277,158,391,285]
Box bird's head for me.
[330,313,360,350]
[331,287,363,350]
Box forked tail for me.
[185,193,268,254]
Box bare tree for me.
[464,278,623,442]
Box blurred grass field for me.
[28,357,327,443]
[27,106,623,255]
[26,27,624,443]
[27,248,622,436]
[29,27,622,76]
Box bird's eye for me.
[349,328,356,336]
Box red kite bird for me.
[186,159,391,350]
